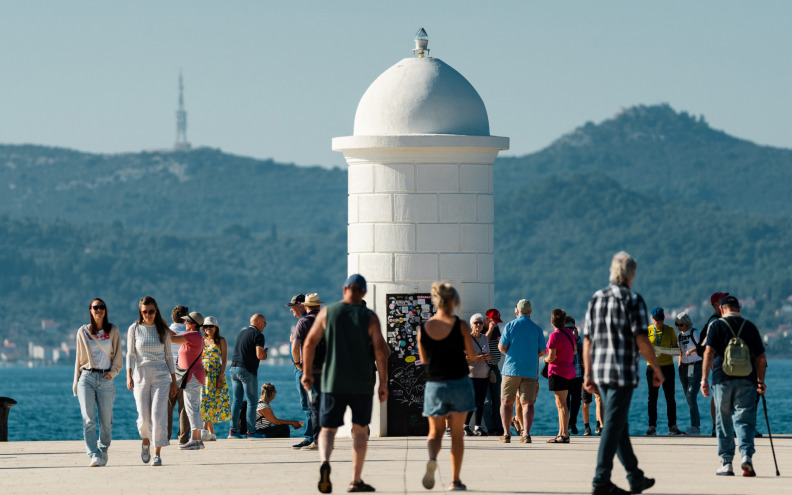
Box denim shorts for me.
[423,376,475,417]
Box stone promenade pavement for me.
[1,435,789,494]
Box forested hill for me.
[0,145,347,235]
[2,104,791,355]
[495,104,792,218]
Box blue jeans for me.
[713,380,757,463]
[483,366,502,433]
[678,361,702,427]
[294,367,314,441]
[76,370,115,458]
[229,367,259,434]
[593,385,645,490]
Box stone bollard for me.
[0,397,17,441]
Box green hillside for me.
[496,104,792,217]
[2,104,791,356]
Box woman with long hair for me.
[254,383,303,438]
[544,309,576,443]
[73,298,123,467]
[126,296,177,466]
[200,316,231,441]
[418,282,484,491]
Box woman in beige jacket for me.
[73,298,123,467]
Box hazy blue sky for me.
[2,1,790,167]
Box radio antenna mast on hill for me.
[174,71,191,151]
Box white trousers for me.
[183,376,203,431]
[133,363,171,448]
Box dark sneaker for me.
[448,480,467,491]
[293,439,311,450]
[463,425,473,436]
[227,429,244,439]
[668,425,682,436]
[498,435,511,443]
[592,482,630,495]
[595,422,602,435]
[630,477,655,494]
[519,435,531,444]
[422,459,437,489]
[570,424,578,435]
[645,426,656,436]
[584,426,592,436]
[318,461,332,493]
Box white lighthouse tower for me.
[332,30,509,435]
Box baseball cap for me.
[344,274,367,292]
[710,292,729,306]
[650,307,665,320]
[516,299,531,314]
[720,295,740,308]
[286,294,305,307]
[485,308,503,324]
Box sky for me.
[2,1,791,168]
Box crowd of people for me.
[72,255,768,494]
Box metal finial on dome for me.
[413,28,429,58]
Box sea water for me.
[1,360,789,441]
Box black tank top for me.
[420,317,469,382]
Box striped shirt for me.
[583,283,648,388]
[487,325,502,366]
[126,323,175,373]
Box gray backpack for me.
[719,318,752,377]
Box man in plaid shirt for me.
[583,251,664,495]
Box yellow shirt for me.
[647,324,677,366]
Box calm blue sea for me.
[1,360,790,441]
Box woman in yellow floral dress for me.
[200,316,230,440]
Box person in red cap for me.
[482,309,504,435]
[699,292,728,437]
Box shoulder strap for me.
[84,325,113,361]
[558,329,575,348]
[719,318,739,338]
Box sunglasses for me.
[142,309,156,315]
[91,305,106,311]
[473,321,484,325]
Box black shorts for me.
[582,389,593,404]
[319,392,373,428]
[548,374,572,392]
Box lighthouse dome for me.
[353,57,490,137]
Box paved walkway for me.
[0,435,789,494]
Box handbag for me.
[542,329,575,379]
[175,347,203,389]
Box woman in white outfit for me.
[126,296,177,466]
[171,311,206,450]
[73,298,123,467]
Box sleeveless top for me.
[420,317,469,382]
[321,302,375,394]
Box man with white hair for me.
[583,251,662,495]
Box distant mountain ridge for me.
[496,104,792,217]
[2,104,791,355]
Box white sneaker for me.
[685,426,700,436]
[89,455,101,467]
[179,440,201,450]
[141,443,151,464]
[201,429,211,441]
[209,433,217,441]
[741,456,756,477]
[152,454,162,466]
[99,451,108,466]
[301,442,318,450]
[716,462,734,476]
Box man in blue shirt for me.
[498,299,546,443]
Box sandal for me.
[546,435,565,443]
[511,418,523,436]
[348,480,375,492]
[562,435,570,443]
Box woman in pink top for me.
[171,311,206,450]
[544,308,576,443]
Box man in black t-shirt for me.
[228,314,268,439]
[701,296,767,477]
[700,291,728,436]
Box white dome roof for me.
[353,57,490,136]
